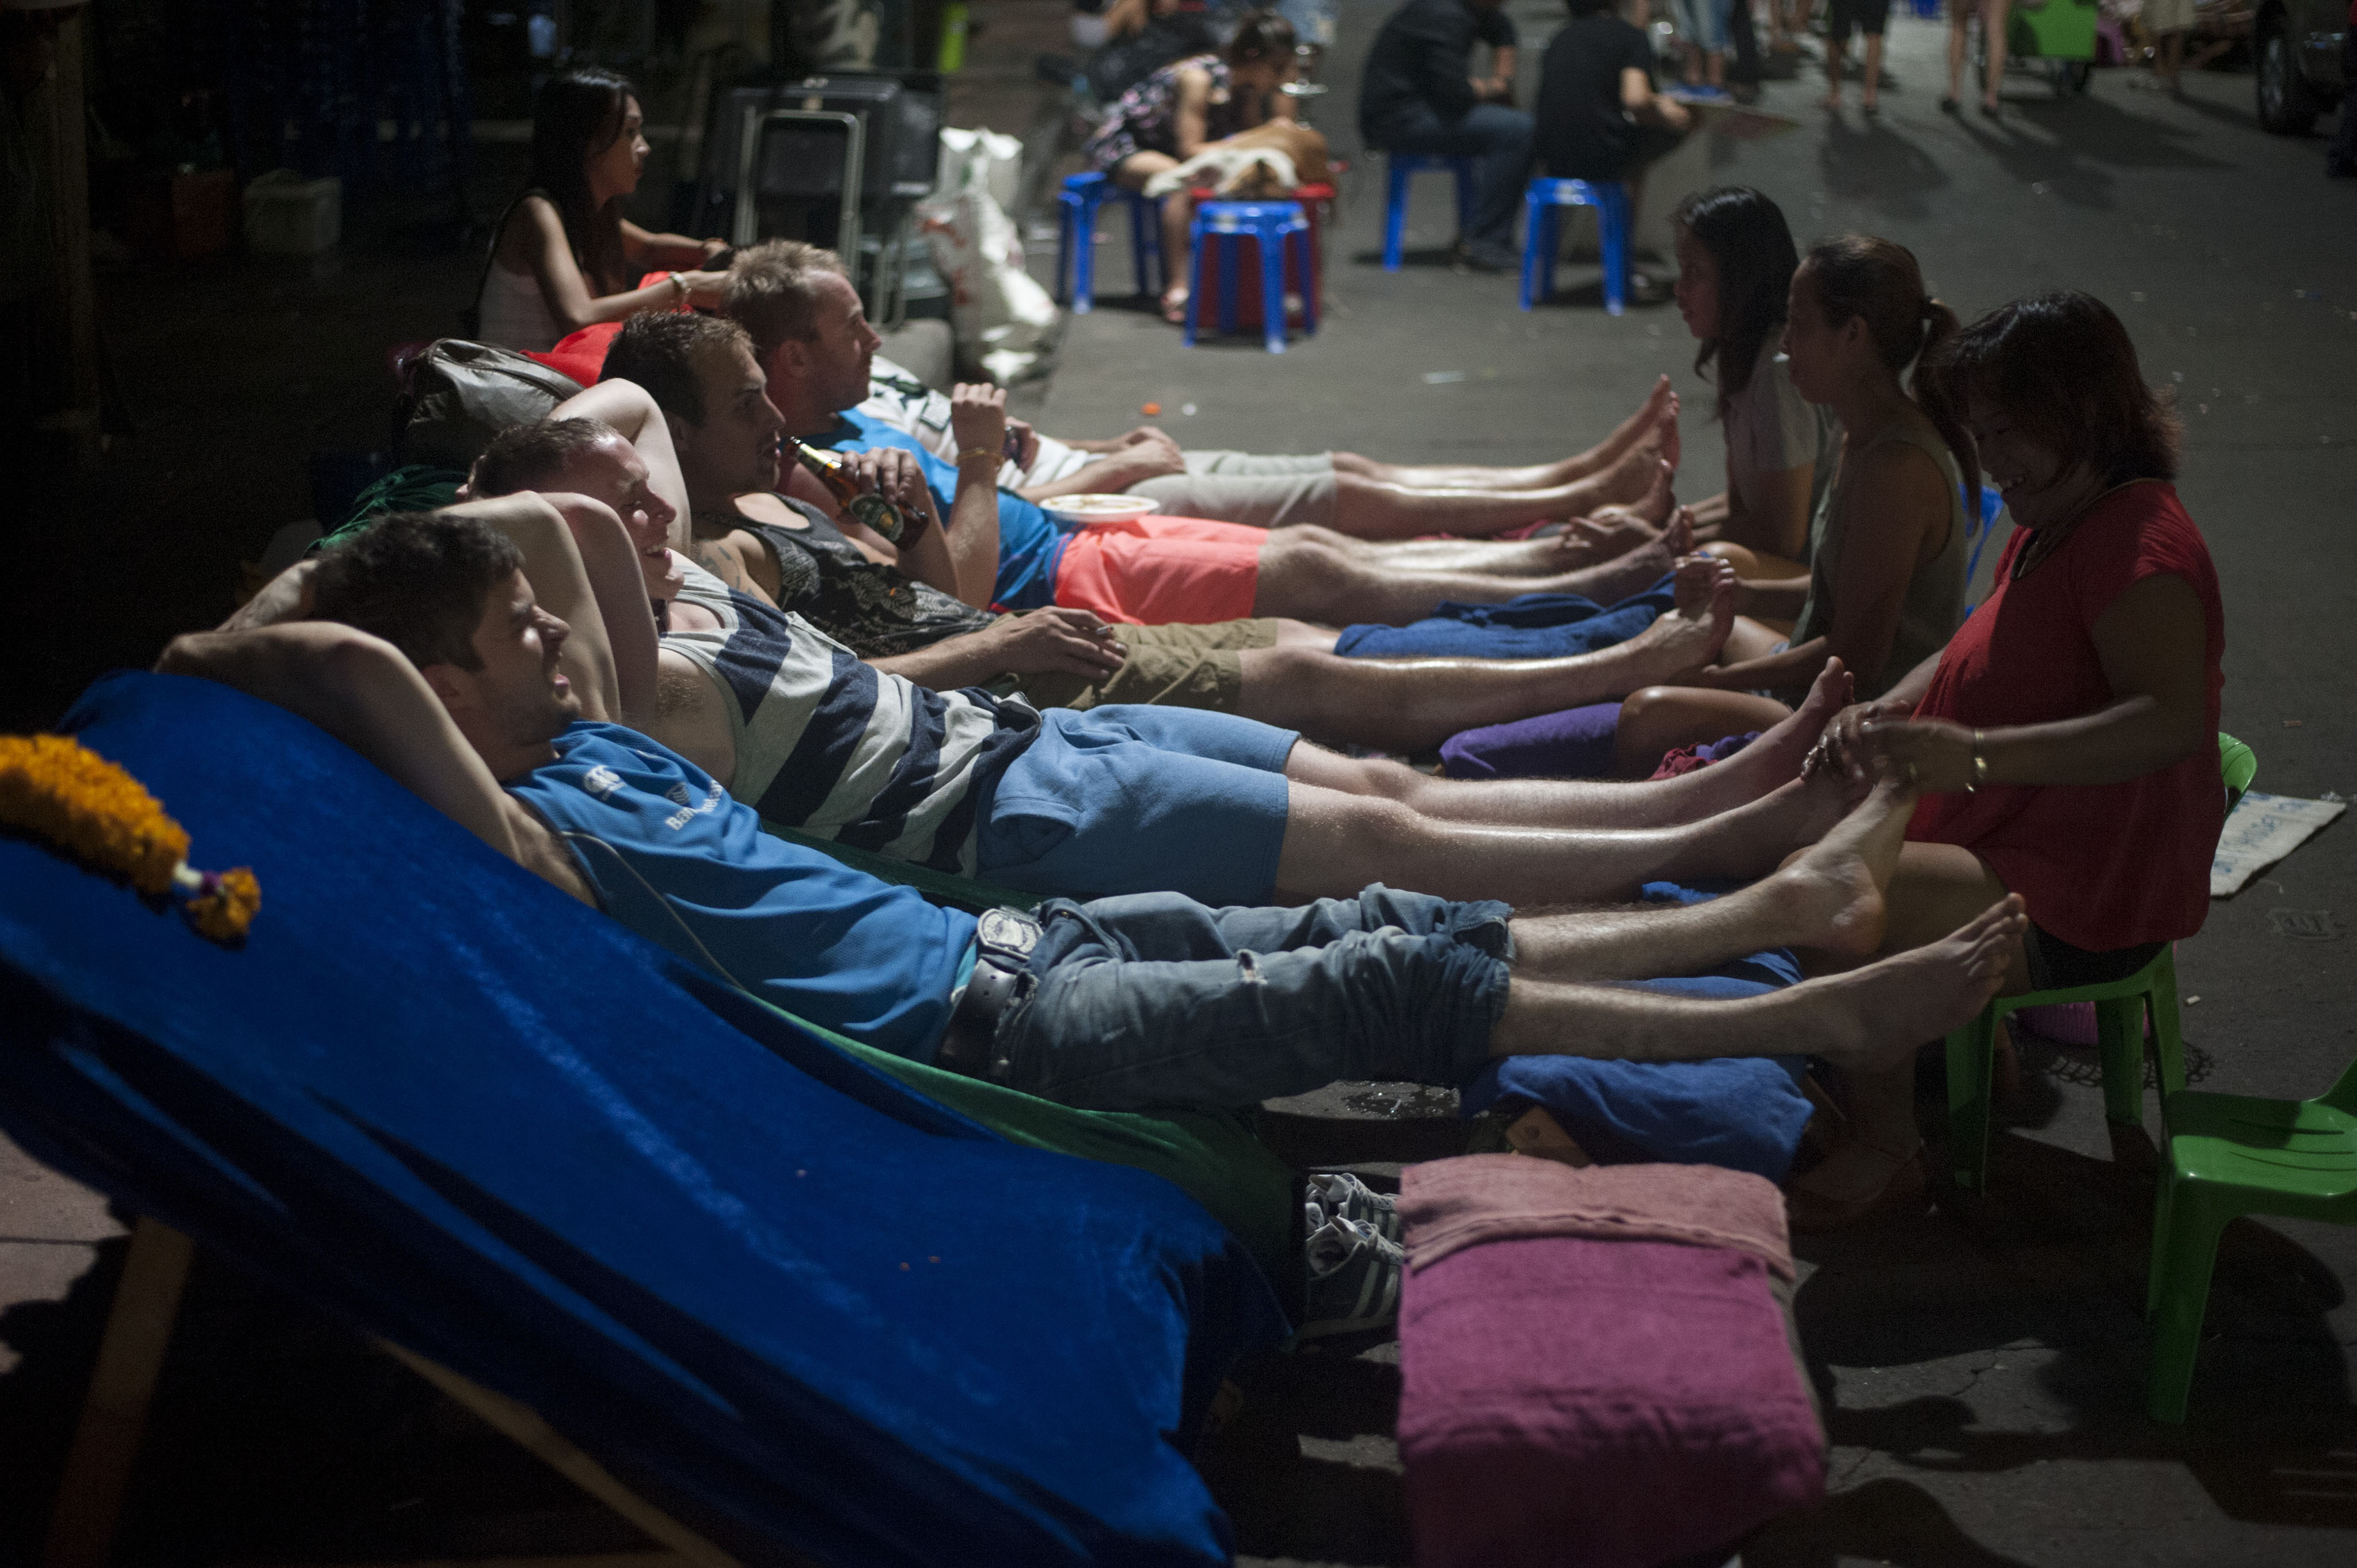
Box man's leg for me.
[1329,376,1675,492]
[994,879,2025,1109]
[1504,773,1919,979]
[993,885,1522,1108]
[1315,439,1679,539]
[1249,482,1683,625]
[1276,657,1855,832]
[1444,103,1535,264]
[1489,897,2025,1072]
[1270,760,1858,906]
[1232,580,1732,751]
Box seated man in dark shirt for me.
[1359,0,1533,271]
[1534,0,1693,227]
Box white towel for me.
[2211,790,2346,897]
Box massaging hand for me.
[842,447,938,539]
[949,382,1012,468]
[976,607,1128,680]
[1815,696,1941,785]
[1843,716,1980,794]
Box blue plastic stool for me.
[1184,201,1316,353]
[1381,154,1479,271]
[1520,178,1633,315]
[1056,172,1164,314]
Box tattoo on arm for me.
[690,539,750,590]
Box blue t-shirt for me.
[826,412,1066,611]
[506,722,977,1063]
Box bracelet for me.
[1967,729,1987,793]
[957,447,1002,465]
[667,271,686,300]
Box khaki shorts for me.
[1014,617,1281,713]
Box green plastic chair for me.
[1942,734,2255,1194]
[2144,1058,2357,1421]
[761,819,1042,915]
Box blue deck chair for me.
[2,671,1288,1567]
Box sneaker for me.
[1454,244,1516,273]
[1297,1215,1404,1341]
[1306,1171,1401,1244]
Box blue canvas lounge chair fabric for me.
[0,671,1288,1567]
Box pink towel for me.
[1401,1154,1793,1281]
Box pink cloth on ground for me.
[1400,1152,1794,1281]
[1398,1234,1826,1568]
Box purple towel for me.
[1440,701,1621,780]
[1399,1235,1826,1568]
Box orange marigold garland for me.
[0,734,261,942]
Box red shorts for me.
[1051,515,1267,626]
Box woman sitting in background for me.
[1615,234,1969,768]
[474,68,731,353]
[1082,10,1302,323]
[1793,290,2225,1227]
[1670,187,1835,578]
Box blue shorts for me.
[978,705,1298,905]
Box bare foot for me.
[1552,512,1659,568]
[1769,774,1919,957]
[1580,442,1679,518]
[1620,559,1735,684]
[1571,504,1692,603]
[1582,375,1675,470]
[1812,896,2029,1071]
[1711,658,1854,798]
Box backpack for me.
[391,338,584,472]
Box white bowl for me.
[1044,493,1157,525]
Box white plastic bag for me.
[934,127,1025,222]
[918,132,1059,384]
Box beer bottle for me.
[788,436,909,543]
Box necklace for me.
[2008,478,2142,582]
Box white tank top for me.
[475,258,566,353]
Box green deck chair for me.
[2144,1057,2357,1422]
[1943,734,2256,1194]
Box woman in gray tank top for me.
[1614,235,1977,768]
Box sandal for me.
[1159,287,1190,325]
[1785,1139,1928,1233]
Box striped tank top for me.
[660,561,1040,875]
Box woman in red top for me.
[1791,290,2226,1228]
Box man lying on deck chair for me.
[611,309,1687,633]
[175,501,2024,1113]
[467,387,1732,756]
[249,485,1856,911]
[732,241,1685,544]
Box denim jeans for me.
[1370,102,1535,255]
[989,886,1516,1110]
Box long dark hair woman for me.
[1793,290,2225,1228]
[1618,234,1972,768]
[474,68,732,352]
[1670,187,1836,577]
